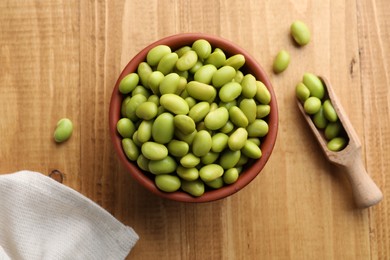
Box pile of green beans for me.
[117,39,272,196]
[296,73,348,151]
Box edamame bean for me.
[121,96,132,117]
[160,94,189,115]
[327,137,347,151]
[141,141,168,160]
[196,121,208,132]
[175,46,191,57]
[147,71,165,95]
[132,85,151,98]
[225,54,245,70]
[241,74,257,98]
[174,115,196,135]
[219,121,234,134]
[175,128,197,145]
[54,118,73,143]
[155,174,181,192]
[205,177,224,189]
[180,89,189,99]
[125,94,147,121]
[116,118,135,138]
[201,152,219,165]
[236,155,249,167]
[209,102,218,112]
[122,138,139,161]
[204,107,229,130]
[196,121,207,132]
[323,99,338,122]
[223,168,239,184]
[147,95,160,106]
[135,101,158,120]
[192,130,212,157]
[242,140,262,159]
[255,81,271,104]
[313,106,328,129]
[256,104,271,118]
[175,69,189,79]
[192,39,212,60]
[152,112,174,144]
[132,131,142,147]
[302,73,324,99]
[137,154,149,171]
[194,64,217,84]
[219,100,237,110]
[147,45,172,66]
[295,82,310,102]
[229,106,249,127]
[212,66,236,88]
[239,99,257,123]
[228,128,248,151]
[189,60,203,74]
[247,119,269,137]
[148,156,177,174]
[137,120,153,143]
[219,150,241,169]
[290,20,311,46]
[159,73,181,94]
[199,164,224,182]
[119,73,139,94]
[176,77,187,95]
[205,50,226,68]
[213,47,223,53]
[273,50,290,73]
[324,121,342,140]
[248,137,261,146]
[180,153,200,168]
[177,166,199,181]
[157,106,166,116]
[137,62,153,87]
[219,82,242,102]
[186,81,217,102]
[233,70,244,83]
[184,97,197,108]
[176,50,198,71]
[167,140,189,157]
[181,179,205,197]
[157,52,179,75]
[303,96,321,115]
[211,133,229,153]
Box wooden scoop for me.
[297,76,383,208]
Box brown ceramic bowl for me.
[109,33,278,202]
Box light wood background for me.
[1,0,389,259]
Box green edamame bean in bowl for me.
[109,33,278,202]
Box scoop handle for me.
[342,151,383,208]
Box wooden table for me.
[1,1,389,259]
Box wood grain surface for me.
[1,0,389,259]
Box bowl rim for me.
[109,33,278,202]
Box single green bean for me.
[155,174,181,192]
[54,118,73,143]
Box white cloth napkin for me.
[0,170,139,260]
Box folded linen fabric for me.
[0,170,138,260]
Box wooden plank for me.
[357,0,390,259]
[0,1,80,188]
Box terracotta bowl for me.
[109,33,278,202]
